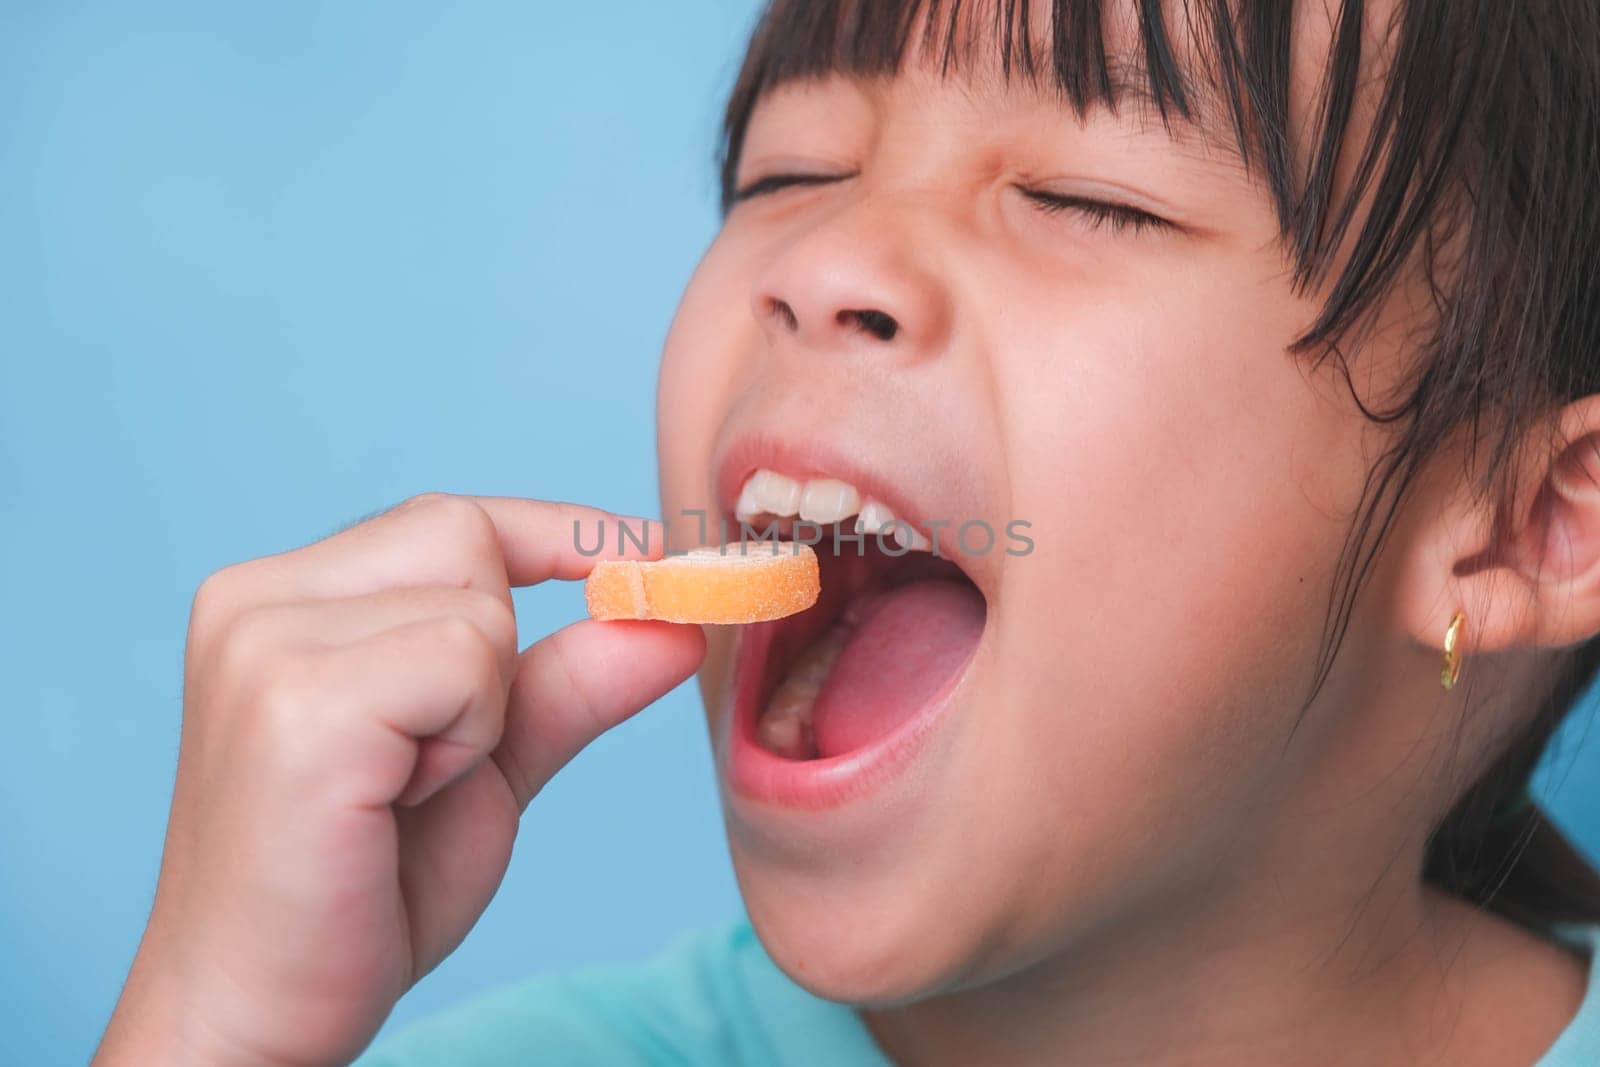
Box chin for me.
[733,861,975,1006]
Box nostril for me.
[765,297,800,332]
[838,308,900,342]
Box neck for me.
[858,856,1546,1066]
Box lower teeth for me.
[756,612,859,759]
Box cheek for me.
[979,268,1366,898]
[655,233,754,527]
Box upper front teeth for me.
[799,479,861,524]
[734,468,932,551]
[745,470,801,516]
[854,499,894,534]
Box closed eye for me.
[733,174,1177,237]
[732,172,855,202]
[1021,189,1176,235]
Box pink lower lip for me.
[718,615,973,811]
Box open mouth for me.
[719,467,989,767]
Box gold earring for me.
[1440,610,1466,691]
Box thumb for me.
[492,618,706,808]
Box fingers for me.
[267,614,515,810]
[184,491,702,813]
[239,492,516,603]
[234,586,520,688]
[492,619,707,808]
[464,497,667,584]
[192,494,665,648]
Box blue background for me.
[2,3,1598,1064]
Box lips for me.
[721,580,982,810]
[707,432,991,810]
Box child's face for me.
[656,7,1423,1002]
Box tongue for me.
[810,578,985,759]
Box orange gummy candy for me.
[585,542,819,624]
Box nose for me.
[749,204,951,359]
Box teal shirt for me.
[356,920,1600,1066]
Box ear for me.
[1394,395,1600,675]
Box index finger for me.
[212,495,669,616]
[463,497,668,587]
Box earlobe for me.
[1395,397,1600,670]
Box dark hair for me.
[714,0,1600,933]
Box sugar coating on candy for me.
[585,542,819,624]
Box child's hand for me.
[95,494,705,1066]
